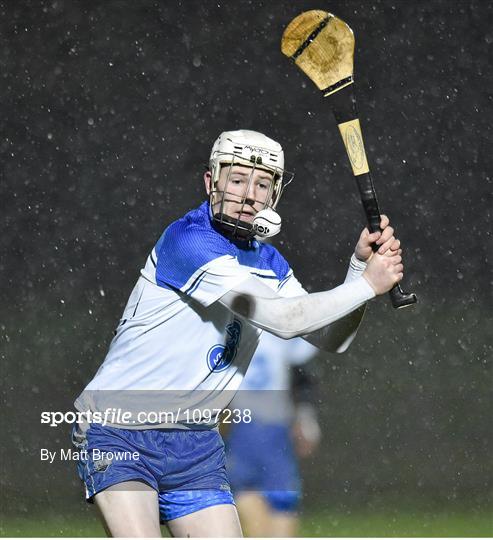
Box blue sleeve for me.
[257,243,306,296]
[257,243,291,281]
[155,220,236,291]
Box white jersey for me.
[231,332,319,424]
[75,201,306,428]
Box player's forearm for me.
[302,253,369,353]
[219,275,374,342]
[302,304,366,352]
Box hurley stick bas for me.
[281,10,417,309]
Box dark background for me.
[1,0,491,527]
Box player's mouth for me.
[235,211,255,222]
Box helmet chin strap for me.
[211,211,255,240]
[210,208,283,241]
[209,193,283,241]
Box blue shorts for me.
[225,422,301,512]
[72,423,234,521]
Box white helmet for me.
[208,129,293,239]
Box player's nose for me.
[245,181,259,204]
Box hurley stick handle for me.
[357,171,417,309]
[331,86,417,309]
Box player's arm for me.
[292,363,322,457]
[219,220,403,353]
[301,215,402,351]
[219,254,402,353]
[302,254,368,352]
[291,363,322,453]
[219,273,370,352]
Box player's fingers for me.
[380,214,390,229]
[379,233,402,253]
[376,226,394,245]
[378,236,396,254]
[367,231,381,243]
[384,247,402,258]
[380,252,400,265]
[390,238,401,251]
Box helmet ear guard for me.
[207,130,294,239]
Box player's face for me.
[215,165,274,223]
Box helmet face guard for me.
[208,130,294,239]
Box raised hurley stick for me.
[281,10,417,309]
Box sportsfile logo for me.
[40,407,252,427]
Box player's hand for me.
[354,215,401,262]
[292,419,321,459]
[362,250,404,295]
[291,404,321,458]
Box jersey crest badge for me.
[207,319,242,372]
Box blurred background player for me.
[225,332,323,537]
